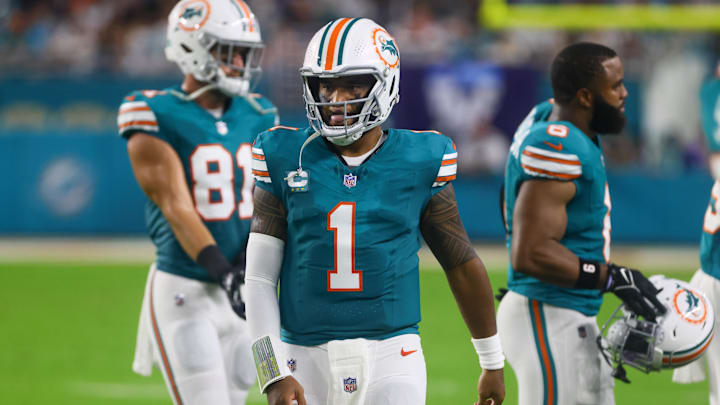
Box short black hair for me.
[550,42,617,104]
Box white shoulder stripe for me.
[524,145,579,161]
[254,175,271,183]
[437,163,457,177]
[118,111,157,126]
[432,181,447,188]
[442,152,458,160]
[521,154,582,175]
[251,159,268,172]
[252,147,264,155]
[119,100,150,111]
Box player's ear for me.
[576,88,593,109]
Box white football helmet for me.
[598,275,715,381]
[165,0,263,98]
[300,18,400,146]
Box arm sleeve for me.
[245,232,285,340]
[117,93,160,139]
[245,231,293,391]
[431,135,458,194]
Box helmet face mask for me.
[301,19,400,145]
[165,0,263,98]
[302,69,385,145]
[597,275,715,382]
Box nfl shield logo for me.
[287,358,297,373]
[343,377,357,393]
[343,173,357,188]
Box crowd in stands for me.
[1,0,719,174]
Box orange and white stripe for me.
[433,152,458,187]
[520,145,581,180]
[251,146,270,183]
[117,100,158,135]
[231,0,254,32]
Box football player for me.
[244,18,505,405]
[119,1,278,404]
[672,62,720,404]
[497,42,666,405]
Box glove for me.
[221,269,246,319]
[603,263,666,322]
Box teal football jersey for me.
[252,127,457,346]
[699,78,720,280]
[118,87,278,281]
[504,100,610,316]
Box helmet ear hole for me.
[181,44,193,53]
[389,76,396,97]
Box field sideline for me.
[0,239,708,404]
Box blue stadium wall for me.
[0,75,712,243]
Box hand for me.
[604,263,666,322]
[267,376,306,405]
[221,268,245,319]
[475,368,504,405]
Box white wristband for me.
[252,335,292,393]
[472,334,505,370]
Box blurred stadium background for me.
[0,0,716,404]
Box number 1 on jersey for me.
[327,202,363,291]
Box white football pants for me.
[498,291,615,405]
[284,333,427,405]
[133,264,256,405]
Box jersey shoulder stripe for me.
[433,151,458,187]
[117,100,158,135]
[520,145,581,180]
[251,146,271,183]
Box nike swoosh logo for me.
[400,348,417,357]
[543,141,563,151]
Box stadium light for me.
[480,0,720,31]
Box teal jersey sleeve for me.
[117,90,170,141]
[516,122,587,183]
[427,131,457,195]
[700,79,720,151]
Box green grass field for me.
[0,261,709,404]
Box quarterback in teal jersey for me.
[498,43,665,405]
[673,62,720,403]
[119,1,277,405]
[243,18,504,405]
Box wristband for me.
[575,258,601,289]
[471,335,505,370]
[252,335,292,393]
[196,244,232,282]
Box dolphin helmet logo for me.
[372,28,399,69]
[182,7,203,19]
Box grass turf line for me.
[0,262,709,404]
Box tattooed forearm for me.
[420,184,478,271]
[250,187,288,241]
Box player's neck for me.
[334,126,383,157]
[550,105,597,141]
[181,76,229,111]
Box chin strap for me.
[243,93,278,116]
[169,84,219,101]
[284,131,321,182]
